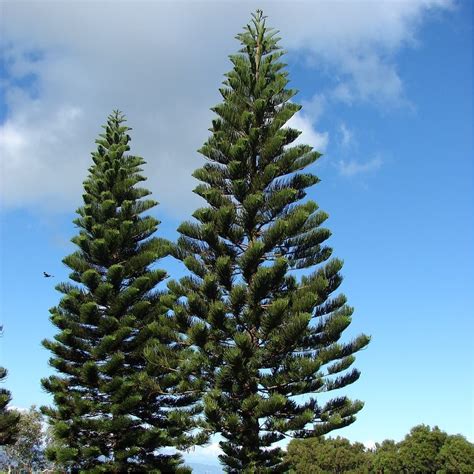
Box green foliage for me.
[398,424,447,473]
[437,434,474,473]
[370,439,403,473]
[286,436,370,473]
[390,424,474,474]
[285,426,474,474]
[0,369,19,447]
[0,406,50,472]
[41,111,200,472]
[173,10,369,472]
[0,327,20,446]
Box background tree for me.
[172,10,370,472]
[0,406,52,472]
[398,424,447,473]
[0,326,20,446]
[369,425,474,474]
[284,428,474,473]
[42,111,199,473]
[286,436,370,473]
[436,434,474,473]
[370,439,403,473]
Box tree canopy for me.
[286,436,370,473]
[285,425,474,474]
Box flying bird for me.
[43,272,54,278]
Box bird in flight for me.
[43,272,54,278]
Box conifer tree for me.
[42,111,199,472]
[172,11,370,472]
[0,369,19,446]
[0,327,20,446]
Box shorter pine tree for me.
[42,111,200,472]
[0,327,20,445]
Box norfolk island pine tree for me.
[41,111,203,473]
[0,367,19,446]
[170,10,370,473]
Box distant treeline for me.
[285,424,474,473]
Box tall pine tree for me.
[0,327,20,446]
[172,11,370,472]
[42,111,199,472]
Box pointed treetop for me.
[98,110,131,137]
[110,109,126,123]
[237,9,281,60]
[253,9,265,23]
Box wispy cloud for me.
[339,122,353,148]
[301,93,327,123]
[338,156,383,177]
[286,0,453,106]
[330,53,405,107]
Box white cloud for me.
[182,441,223,466]
[338,156,383,177]
[185,442,222,457]
[301,93,327,123]
[7,405,28,413]
[0,0,453,213]
[287,112,329,152]
[279,0,453,106]
[339,122,353,148]
[330,53,405,106]
[1,104,87,210]
[364,439,376,450]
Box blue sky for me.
[0,0,472,466]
